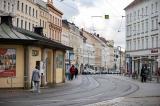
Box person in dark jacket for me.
[141,66,147,82]
[75,67,78,79]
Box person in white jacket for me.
[32,65,41,93]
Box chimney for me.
[97,34,99,37]
[34,27,43,36]
[1,16,13,27]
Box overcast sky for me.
[43,0,134,49]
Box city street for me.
[0,75,160,106]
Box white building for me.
[124,0,160,75]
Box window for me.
[145,19,148,32]
[130,25,132,36]
[29,7,31,16]
[138,39,140,49]
[152,37,154,48]
[127,15,129,23]
[25,5,27,14]
[141,8,143,18]
[141,21,144,33]
[134,11,136,20]
[25,21,27,29]
[134,23,136,35]
[12,4,14,12]
[21,20,23,28]
[146,38,148,49]
[134,40,136,50]
[138,22,140,34]
[29,22,30,31]
[32,24,34,31]
[40,19,41,26]
[142,38,144,49]
[17,18,19,27]
[151,4,153,14]
[156,18,158,29]
[36,10,37,18]
[156,36,158,47]
[145,6,148,16]
[43,20,44,27]
[4,1,6,10]
[151,19,154,30]
[138,10,140,19]
[21,3,23,12]
[53,16,54,23]
[8,3,10,12]
[17,1,19,10]
[45,22,46,29]
[130,13,132,22]
[130,40,132,50]
[155,2,158,12]
[33,8,34,17]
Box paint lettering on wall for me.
[0,48,16,77]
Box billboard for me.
[0,48,16,77]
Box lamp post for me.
[117,46,121,74]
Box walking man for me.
[32,65,41,93]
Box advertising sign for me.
[0,48,16,77]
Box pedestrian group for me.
[66,64,78,80]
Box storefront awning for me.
[0,16,72,50]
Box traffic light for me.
[105,15,109,19]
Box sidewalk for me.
[85,74,160,106]
[0,76,82,99]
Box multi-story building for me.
[47,0,62,42]
[68,22,85,70]
[100,37,114,71]
[37,0,49,37]
[125,0,160,76]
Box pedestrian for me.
[31,65,41,93]
[70,64,75,80]
[141,66,147,82]
[75,67,78,79]
[156,67,160,83]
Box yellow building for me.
[0,16,72,89]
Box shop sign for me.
[32,50,39,56]
[151,49,158,53]
[0,48,16,77]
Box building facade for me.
[125,0,160,76]
[47,0,62,42]
[0,0,72,88]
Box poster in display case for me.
[0,48,16,77]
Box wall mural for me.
[0,48,16,77]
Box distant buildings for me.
[124,0,160,75]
